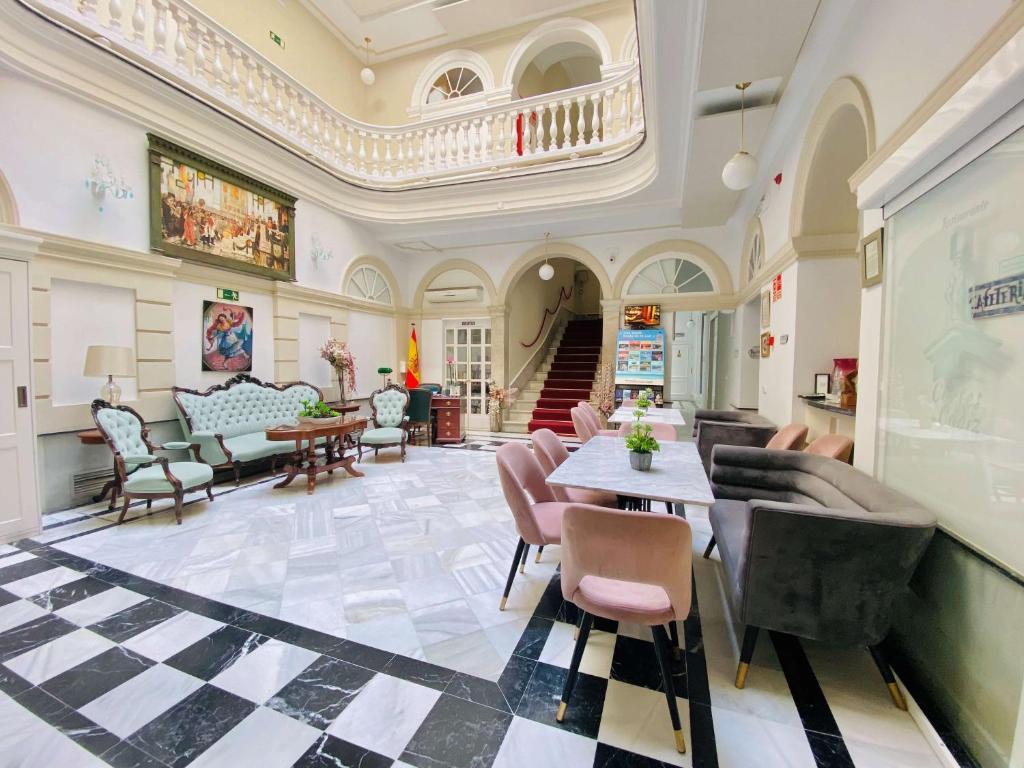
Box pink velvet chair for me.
[570,406,618,443]
[805,434,854,463]
[558,503,693,754]
[765,423,809,450]
[531,428,617,564]
[495,442,569,610]
[616,421,677,442]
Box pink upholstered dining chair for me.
[571,405,618,443]
[805,434,854,463]
[557,503,693,754]
[531,429,617,562]
[765,423,809,450]
[616,421,677,442]
[495,442,569,610]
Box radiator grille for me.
[72,468,114,499]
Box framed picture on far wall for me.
[760,289,771,328]
[814,373,832,395]
[760,331,771,358]
[148,134,297,282]
[861,227,884,287]
[202,301,254,372]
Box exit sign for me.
[217,288,239,301]
[269,30,285,48]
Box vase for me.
[489,408,503,433]
[629,451,653,471]
[334,365,347,406]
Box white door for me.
[0,258,39,542]
[444,319,492,430]
[670,342,691,402]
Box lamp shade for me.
[360,67,375,86]
[83,345,136,377]
[538,262,555,281]
[722,150,758,190]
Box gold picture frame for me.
[861,228,883,288]
[760,331,771,358]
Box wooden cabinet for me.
[431,396,465,444]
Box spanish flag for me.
[405,325,420,389]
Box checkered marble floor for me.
[0,445,952,767]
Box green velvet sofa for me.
[172,373,323,483]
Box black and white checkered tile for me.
[0,542,715,768]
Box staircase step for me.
[541,378,595,389]
[541,387,593,399]
[532,407,572,420]
[536,397,580,410]
[527,418,576,436]
[549,362,598,372]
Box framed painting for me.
[760,289,771,328]
[861,227,883,287]
[148,135,297,281]
[202,301,254,372]
[760,331,771,358]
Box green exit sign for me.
[269,30,285,49]
[217,288,239,301]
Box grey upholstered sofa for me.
[705,445,935,709]
[692,409,777,472]
[173,374,323,483]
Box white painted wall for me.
[171,281,275,391]
[50,278,138,406]
[757,263,798,424]
[419,317,444,385]
[298,312,333,388]
[346,311,396,398]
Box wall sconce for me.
[310,233,333,269]
[85,155,133,212]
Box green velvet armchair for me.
[358,384,410,462]
[92,400,214,525]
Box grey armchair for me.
[692,409,777,472]
[704,445,935,709]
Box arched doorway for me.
[782,77,874,431]
[0,170,19,225]
[498,243,610,434]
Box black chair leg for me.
[702,535,717,559]
[500,538,526,611]
[557,612,594,722]
[651,624,686,753]
[535,544,544,564]
[869,644,908,710]
[735,625,759,688]
[668,620,681,659]
[520,544,530,574]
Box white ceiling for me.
[300,0,615,62]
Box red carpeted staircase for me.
[526,318,602,436]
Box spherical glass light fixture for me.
[722,150,758,190]
[721,82,757,191]
[539,232,554,280]
[360,37,375,86]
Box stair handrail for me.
[507,308,572,409]
[521,285,574,348]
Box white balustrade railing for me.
[23,0,645,189]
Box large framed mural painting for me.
[148,134,297,281]
[202,301,254,372]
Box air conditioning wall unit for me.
[425,286,483,304]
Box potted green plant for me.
[636,388,653,410]
[297,398,342,425]
[625,420,660,471]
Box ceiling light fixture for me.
[539,232,554,281]
[721,81,758,191]
[360,37,375,86]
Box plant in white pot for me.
[625,419,660,471]
[297,398,342,425]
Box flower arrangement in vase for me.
[635,388,654,410]
[445,356,460,396]
[487,380,509,432]
[625,409,660,471]
[319,339,356,405]
[591,364,616,417]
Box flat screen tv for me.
[624,304,661,327]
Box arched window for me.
[426,67,484,105]
[346,265,393,305]
[626,256,713,295]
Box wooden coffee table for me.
[266,418,368,494]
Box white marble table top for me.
[545,436,714,506]
[608,406,687,426]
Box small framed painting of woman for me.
[202,301,254,372]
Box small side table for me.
[77,428,121,510]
